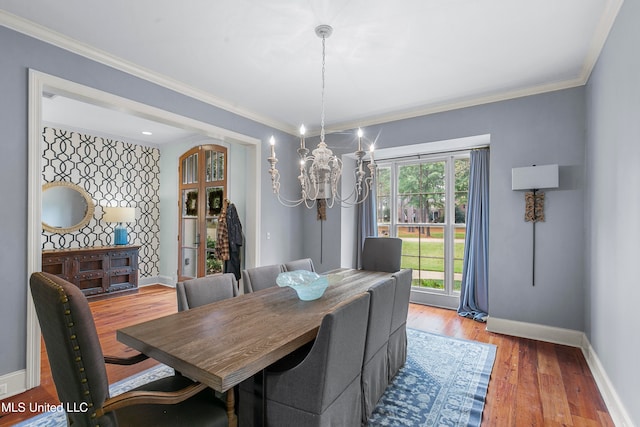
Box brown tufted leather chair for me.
[30,272,229,427]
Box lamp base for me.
[113,224,128,245]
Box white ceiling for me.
[41,95,200,145]
[0,0,622,143]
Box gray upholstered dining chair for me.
[388,268,413,381]
[176,273,239,311]
[30,272,229,427]
[361,277,396,424]
[283,258,315,272]
[361,237,403,272]
[263,293,371,427]
[241,264,284,293]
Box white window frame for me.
[377,150,470,309]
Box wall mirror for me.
[42,181,95,233]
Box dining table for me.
[117,268,392,426]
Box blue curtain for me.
[458,148,490,322]
[356,165,377,269]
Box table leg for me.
[251,370,265,427]
[262,369,266,426]
[226,387,238,427]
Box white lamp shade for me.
[512,164,559,190]
[103,206,136,223]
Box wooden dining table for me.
[117,268,392,424]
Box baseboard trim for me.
[580,336,635,427]
[410,290,458,310]
[487,317,634,427]
[139,275,175,287]
[486,316,584,347]
[0,369,26,399]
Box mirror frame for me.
[42,181,95,233]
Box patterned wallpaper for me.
[41,126,161,278]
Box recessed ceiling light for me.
[142,131,153,135]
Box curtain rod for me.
[375,145,489,163]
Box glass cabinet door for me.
[178,145,227,280]
[180,189,199,278]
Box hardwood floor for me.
[0,285,613,426]
[408,305,614,427]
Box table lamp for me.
[103,206,136,245]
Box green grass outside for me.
[399,238,465,292]
[400,240,465,273]
[412,279,462,292]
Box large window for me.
[376,153,470,304]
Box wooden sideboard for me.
[42,246,139,298]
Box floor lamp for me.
[512,164,559,286]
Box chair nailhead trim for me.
[39,274,98,426]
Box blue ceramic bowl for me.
[276,270,329,301]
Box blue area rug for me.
[16,328,495,427]
[369,328,496,426]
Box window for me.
[376,153,470,305]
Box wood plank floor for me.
[0,285,614,426]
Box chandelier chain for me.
[320,34,326,144]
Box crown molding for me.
[579,0,625,80]
[0,10,297,135]
[325,77,586,134]
[284,0,626,136]
[1,0,624,137]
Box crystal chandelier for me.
[267,24,376,209]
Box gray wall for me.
[3,9,638,422]
[0,26,303,375]
[312,87,587,331]
[586,0,640,423]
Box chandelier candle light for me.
[267,24,376,208]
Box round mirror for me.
[42,181,95,233]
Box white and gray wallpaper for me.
[41,126,161,278]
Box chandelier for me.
[267,24,376,209]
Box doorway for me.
[178,145,228,280]
[27,70,261,390]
